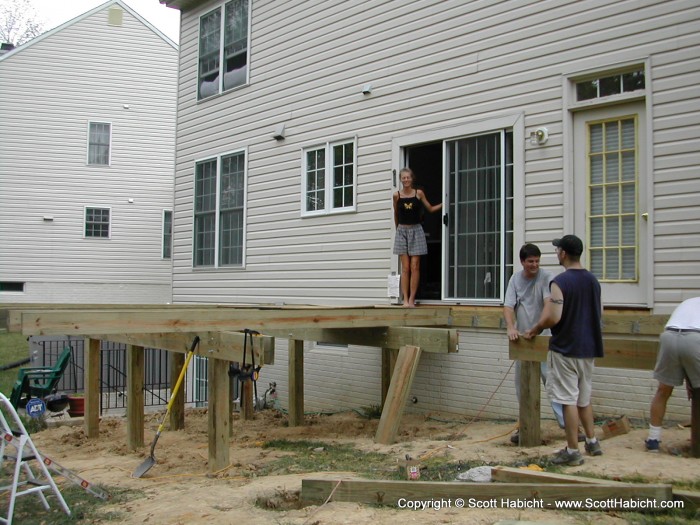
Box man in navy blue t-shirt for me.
[524,235,604,466]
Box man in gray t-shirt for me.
[504,243,564,443]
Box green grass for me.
[3,484,132,525]
[0,331,30,397]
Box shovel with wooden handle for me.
[132,335,200,478]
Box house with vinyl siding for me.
[162,0,700,424]
[0,0,177,305]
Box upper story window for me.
[162,210,173,259]
[88,122,111,165]
[575,68,645,102]
[193,150,246,267]
[85,207,110,238]
[198,0,250,100]
[301,139,356,217]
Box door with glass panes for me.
[573,102,648,306]
[442,131,514,302]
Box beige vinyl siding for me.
[172,1,699,422]
[0,1,177,304]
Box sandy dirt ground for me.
[23,408,700,524]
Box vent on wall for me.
[108,7,123,26]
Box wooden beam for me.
[207,358,229,473]
[449,307,668,335]
[381,348,398,408]
[20,306,449,336]
[509,335,660,370]
[375,345,422,444]
[300,478,672,508]
[269,327,458,353]
[126,344,144,450]
[84,338,101,439]
[518,360,541,447]
[169,352,185,431]
[89,331,275,365]
[288,339,304,427]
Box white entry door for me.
[573,101,649,306]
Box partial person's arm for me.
[417,189,442,213]
[393,192,399,227]
[523,282,563,339]
[504,306,520,341]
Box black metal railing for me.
[28,337,214,414]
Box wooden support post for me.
[126,344,144,451]
[381,347,397,408]
[84,337,101,439]
[207,357,230,473]
[169,352,185,431]
[240,370,255,420]
[375,345,422,444]
[288,339,304,426]
[518,360,541,447]
[692,387,700,458]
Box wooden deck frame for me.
[1,305,678,471]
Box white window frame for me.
[197,0,251,100]
[84,206,111,239]
[301,137,358,217]
[87,121,112,166]
[162,209,173,259]
[390,114,526,295]
[192,148,247,269]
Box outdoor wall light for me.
[529,127,549,145]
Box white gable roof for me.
[0,0,177,62]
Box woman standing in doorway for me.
[393,168,442,307]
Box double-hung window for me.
[198,0,250,100]
[85,207,110,238]
[302,139,357,216]
[193,150,246,267]
[88,122,111,165]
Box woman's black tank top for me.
[397,191,423,225]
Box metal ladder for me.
[0,392,70,524]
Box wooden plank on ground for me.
[509,336,660,370]
[126,344,144,450]
[20,306,450,335]
[288,339,304,427]
[300,478,672,508]
[492,466,699,509]
[207,357,230,473]
[375,345,422,444]
[89,331,275,365]
[491,466,626,485]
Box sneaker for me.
[550,448,584,466]
[584,440,603,456]
[510,430,519,444]
[645,439,660,452]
